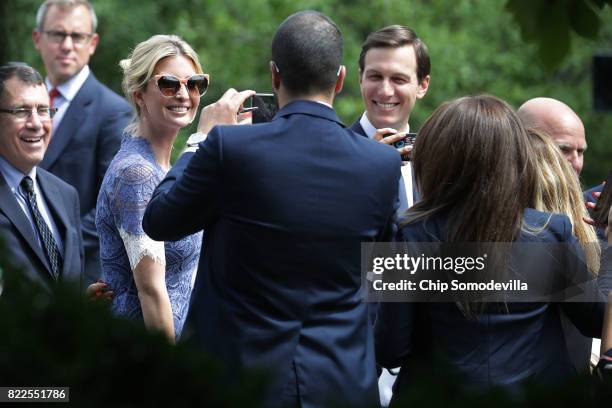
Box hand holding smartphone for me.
[593,171,612,226]
[242,93,279,123]
[382,131,417,160]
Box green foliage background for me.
[1,0,611,186]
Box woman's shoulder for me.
[521,208,572,242]
[110,145,159,184]
[398,213,448,242]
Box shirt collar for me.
[45,65,90,102]
[358,112,410,139]
[0,155,37,194]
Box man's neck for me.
[277,90,334,110]
[366,113,409,133]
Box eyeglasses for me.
[43,30,93,46]
[151,75,209,97]
[0,107,58,121]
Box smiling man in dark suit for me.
[143,11,400,407]
[0,63,82,290]
[351,25,431,215]
[32,0,132,285]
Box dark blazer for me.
[39,72,132,285]
[143,101,400,408]
[375,208,612,400]
[0,169,83,290]
[350,119,420,206]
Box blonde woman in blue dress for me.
[96,35,208,342]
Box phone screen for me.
[392,133,417,149]
[594,171,612,225]
[249,93,279,123]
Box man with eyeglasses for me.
[32,0,132,285]
[0,62,83,290]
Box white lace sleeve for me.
[118,227,166,270]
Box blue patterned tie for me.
[21,176,61,280]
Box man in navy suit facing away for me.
[143,11,400,408]
[32,0,132,285]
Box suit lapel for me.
[0,173,51,272]
[37,171,74,277]
[349,120,368,138]
[40,74,95,169]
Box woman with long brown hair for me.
[375,95,612,399]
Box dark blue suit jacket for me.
[375,208,612,399]
[350,119,420,206]
[0,168,83,290]
[39,73,132,285]
[143,101,400,408]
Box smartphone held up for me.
[239,93,279,124]
[384,131,417,160]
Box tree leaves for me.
[506,0,610,68]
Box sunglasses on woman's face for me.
[152,74,209,97]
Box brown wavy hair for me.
[404,94,536,243]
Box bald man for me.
[518,97,587,174]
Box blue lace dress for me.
[96,135,202,338]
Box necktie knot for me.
[21,176,35,196]
[49,88,60,108]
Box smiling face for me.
[33,4,99,86]
[0,78,52,174]
[359,45,429,130]
[136,55,200,135]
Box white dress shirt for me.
[0,156,64,256]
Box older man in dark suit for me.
[143,11,400,408]
[32,0,132,285]
[0,63,83,290]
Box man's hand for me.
[197,88,256,134]
[373,128,413,162]
[86,280,113,303]
[584,183,604,226]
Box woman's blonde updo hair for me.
[119,34,203,135]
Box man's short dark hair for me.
[271,11,343,96]
[358,25,430,84]
[0,62,45,99]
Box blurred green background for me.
[1,0,611,186]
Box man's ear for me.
[88,32,100,56]
[416,75,430,99]
[334,65,346,95]
[33,29,41,50]
[270,61,281,91]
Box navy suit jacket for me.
[143,101,400,408]
[350,119,420,206]
[375,208,612,400]
[0,168,83,290]
[39,72,132,285]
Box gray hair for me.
[0,62,45,99]
[35,0,98,32]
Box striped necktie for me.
[20,176,62,280]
